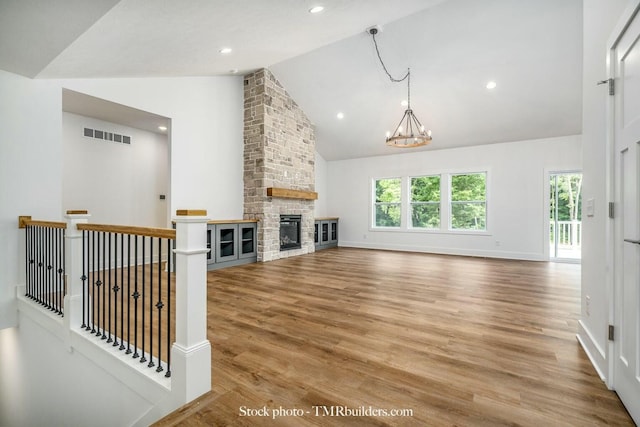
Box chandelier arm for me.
[389,110,410,137]
[411,112,426,133]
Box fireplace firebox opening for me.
[280,215,302,251]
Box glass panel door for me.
[549,172,582,261]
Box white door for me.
[613,5,640,423]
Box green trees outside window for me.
[373,172,487,231]
[374,178,401,227]
[410,176,440,229]
[450,173,486,230]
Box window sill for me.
[370,227,491,236]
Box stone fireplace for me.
[243,69,316,262]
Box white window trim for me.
[408,174,441,231]
[370,169,491,235]
[448,171,489,233]
[371,176,403,229]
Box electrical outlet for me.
[495,240,501,246]
[586,295,591,316]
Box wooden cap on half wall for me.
[175,209,207,216]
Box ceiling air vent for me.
[83,127,131,145]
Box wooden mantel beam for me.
[266,187,318,200]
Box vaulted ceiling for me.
[0,0,583,160]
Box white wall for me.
[314,151,328,217]
[0,70,63,329]
[63,113,169,226]
[327,135,581,260]
[62,76,245,220]
[0,317,155,427]
[579,0,631,381]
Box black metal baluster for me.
[107,233,113,343]
[42,227,46,306]
[98,231,104,337]
[45,227,51,308]
[112,233,119,347]
[39,227,44,305]
[43,227,47,307]
[140,237,147,363]
[42,226,47,307]
[91,231,97,334]
[126,235,132,355]
[50,227,55,310]
[54,228,59,313]
[34,227,39,302]
[101,231,107,340]
[119,233,125,350]
[53,227,59,312]
[156,238,164,373]
[32,226,37,301]
[132,236,140,359]
[166,237,171,378]
[32,226,36,299]
[30,225,35,300]
[55,228,59,314]
[62,227,66,313]
[51,228,56,312]
[147,237,154,368]
[81,230,87,329]
[25,226,30,298]
[96,231,102,336]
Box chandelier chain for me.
[371,31,409,83]
[371,31,411,108]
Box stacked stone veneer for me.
[243,68,316,262]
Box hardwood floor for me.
[153,248,633,426]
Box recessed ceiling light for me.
[486,81,497,89]
[229,69,239,74]
[336,112,344,119]
[309,5,324,14]
[158,126,167,132]
[400,100,408,107]
[219,47,232,54]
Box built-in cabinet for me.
[314,217,338,250]
[207,220,257,270]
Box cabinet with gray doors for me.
[314,218,338,250]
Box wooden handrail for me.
[19,216,66,229]
[77,223,176,240]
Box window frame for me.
[369,170,490,235]
[372,176,403,229]
[448,171,488,232]
[408,174,442,230]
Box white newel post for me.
[171,210,211,403]
[64,210,91,333]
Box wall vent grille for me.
[83,127,131,144]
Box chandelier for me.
[369,28,432,148]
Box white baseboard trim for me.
[339,241,545,261]
[577,320,607,383]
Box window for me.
[450,173,486,230]
[410,175,440,229]
[374,178,401,227]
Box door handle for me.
[624,239,640,245]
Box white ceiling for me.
[0,0,583,161]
